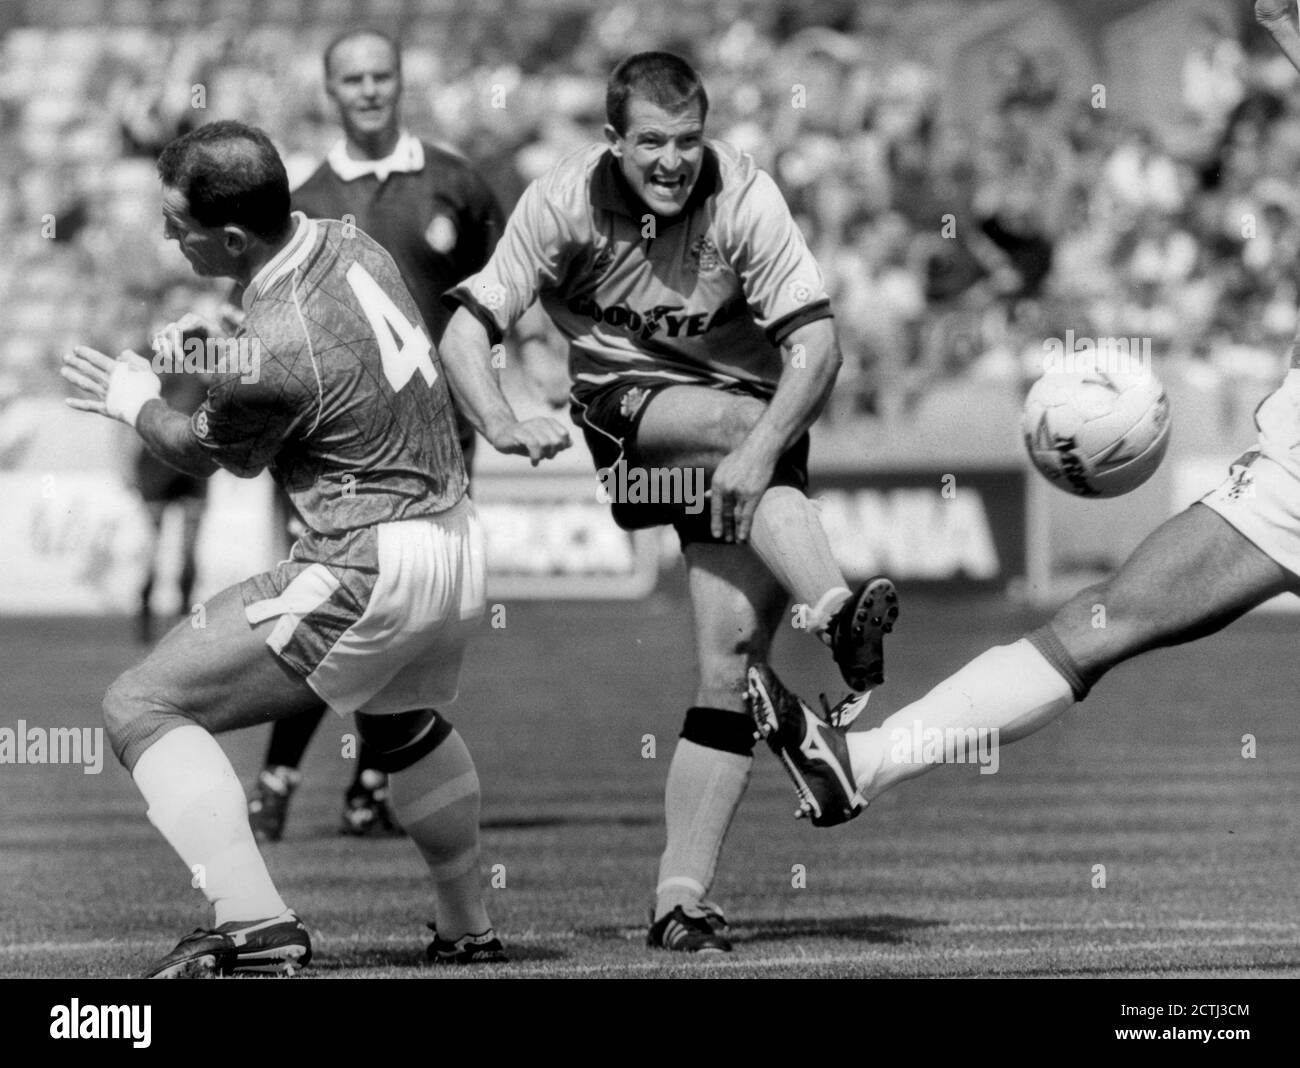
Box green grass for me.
[3,593,1300,979]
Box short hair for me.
[156,121,290,241]
[323,27,401,80]
[605,52,708,136]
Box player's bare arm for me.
[514,302,569,408]
[61,344,217,477]
[440,305,571,466]
[710,317,842,542]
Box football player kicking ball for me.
[61,120,567,977]
[438,52,898,953]
[746,0,1300,841]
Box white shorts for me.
[1201,368,1300,579]
[243,497,487,716]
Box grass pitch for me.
[2,592,1299,979]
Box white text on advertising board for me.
[816,488,1000,580]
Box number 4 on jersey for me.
[345,262,438,392]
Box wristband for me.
[107,353,163,428]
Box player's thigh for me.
[106,585,325,736]
[1052,503,1296,672]
[686,543,788,707]
[636,386,766,470]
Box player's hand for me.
[62,346,162,428]
[488,416,572,466]
[709,444,778,543]
[1257,0,1293,30]
[151,312,217,367]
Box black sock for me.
[265,707,330,769]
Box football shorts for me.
[240,497,486,715]
[1202,368,1300,579]
[569,374,810,546]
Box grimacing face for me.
[326,34,401,147]
[161,186,243,279]
[605,95,705,218]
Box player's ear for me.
[603,124,624,155]
[221,225,251,257]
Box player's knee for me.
[102,669,189,770]
[356,708,453,772]
[697,637,766,698]
[708,625,769,665]
[101,674,137,751]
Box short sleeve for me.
[191,371,309,479]
[443,176,572,345]
[725,169,833,347]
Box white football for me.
[1021,371,1171,498]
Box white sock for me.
[389,728,491,942]
[846,640,1075,801]
[655,739,751,920]
[749,486,850,633]
[132,725,287,925]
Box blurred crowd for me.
[3,0,1300,423]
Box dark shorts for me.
[569,376,810,547]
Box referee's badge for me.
[425,215,458,253]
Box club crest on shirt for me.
[688,235,721,274]
[619,386,650,420]
[477,281,506,310]
[425,215,458,253]
[789,278,814,303]
[193,410,209,438]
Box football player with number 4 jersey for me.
[245,27,506,844]
[61,120,567,976]
[440,53,898,952]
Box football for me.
[1021,371,1171,498]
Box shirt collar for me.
[326,131,424,183]
[242,212,317,311]
[590,144,720,229]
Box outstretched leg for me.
[846,503,1297,799]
